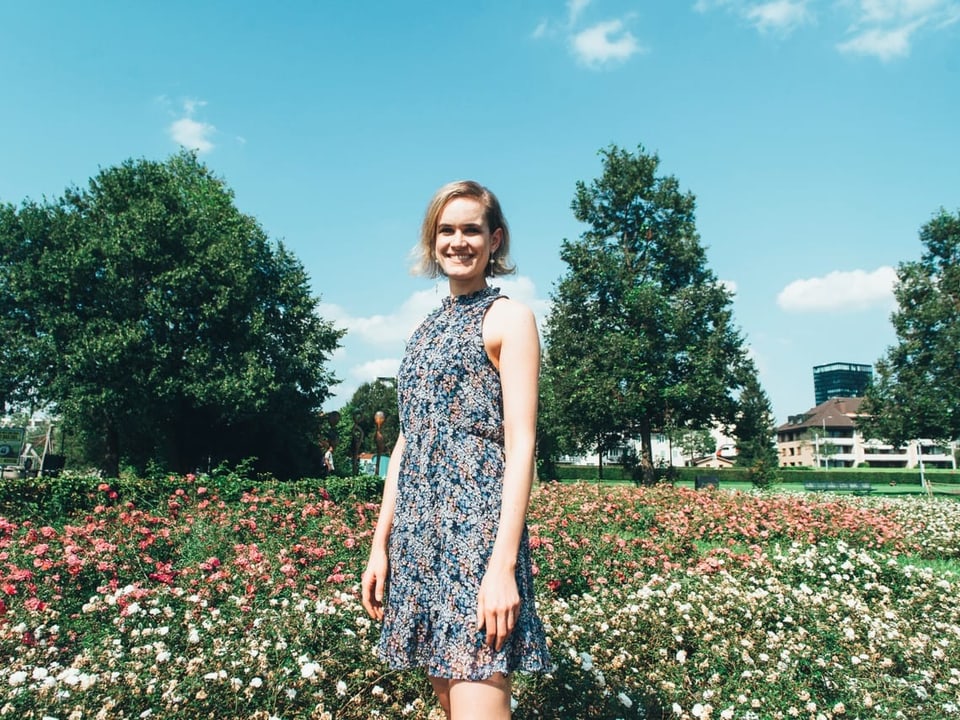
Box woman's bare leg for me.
[429,676,452,719]
[448,673,511,720]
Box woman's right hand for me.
[361,547,388,621]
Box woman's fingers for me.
[477,596,519,651]
[361,563,386,620]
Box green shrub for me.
[319,473,385,504]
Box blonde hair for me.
[412,180,516,278]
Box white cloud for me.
[845,0,960,58]
[170,117,216,153]
[854,0,943,24]
[182,98,207,116]
[776,266,897,312]
[694,0,960,58]
[319,287,441,347]
[745,0,813,34]
[836,21,920,58]
[168,99,216,154]
[693,0,813,32]
[571,20,643,66]
[350,357,401,382]
[567,0,593,26]
[720,278,739,295]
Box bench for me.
[695,475,719,490]
[803,481,874,495]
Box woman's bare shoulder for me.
[487,297,536,327]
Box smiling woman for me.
[361,181,550,720]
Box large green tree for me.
[0,205,36,415]
[0,152,343,478]
[860,209,960,445]
[542,145,748,481]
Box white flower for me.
[301,662,321,680]
[692,703,705,717]
[8,671,28,686]
[580,652,594,671]
[618,692,633,708]
[32,667,49,680]
[249,677,263,688]
[336,680,348,696]
[676,649,687,663]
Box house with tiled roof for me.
[776,397,956,469]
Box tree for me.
[0,152,343,478]
[542,145,748,481]
[733,362,780,488]
[0,204,43,415]
[677,428,715,466]
[860,209,960,446]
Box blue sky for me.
[2,1,958,424]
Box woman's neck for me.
[448,278,489,297]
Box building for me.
[813,362,873,405]
[776,397,956,470]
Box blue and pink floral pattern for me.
[376,286,551,680]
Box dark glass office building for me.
[813,362,873,405]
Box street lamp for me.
[374,411,386,476]
[822,418,828,470]
[917,439,933,496]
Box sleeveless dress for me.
[376,286,551,680]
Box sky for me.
[2,1,959,425]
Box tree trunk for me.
[639,417,655,485]
[102,421,120,478]
[597,433,604,481]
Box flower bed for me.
[1,477,958,718]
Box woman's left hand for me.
[476,567,520,652]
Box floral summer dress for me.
[376,285,551,680]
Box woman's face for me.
[434,196,501,287]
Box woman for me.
[361,181,551,719]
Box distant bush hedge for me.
[0,470,386,523]
[550,463,958,487]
